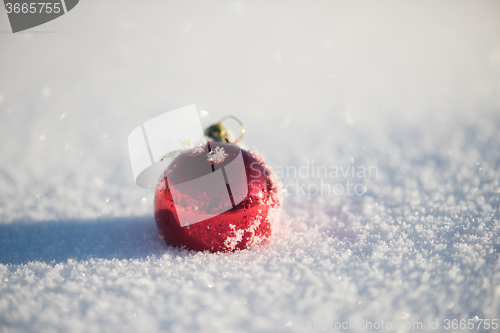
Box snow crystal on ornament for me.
[207,146,229,164]
[182,140,205,156]
[185,145,205,156]
[224,224,245,250]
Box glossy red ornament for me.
[154,141,281,252]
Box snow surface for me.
[1,1,500,332]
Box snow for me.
[1,1,500,332]
[207,146,229,164]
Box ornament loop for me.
[204,115,245,144]
[220,115,245,144]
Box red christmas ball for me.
[154,141,281,252]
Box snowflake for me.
[224,224,245,250]
[182,140,205,156]
[207,146,229,164]
[186,145,205,156]
[160,140,205,160]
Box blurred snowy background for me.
[1,1,500,332]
